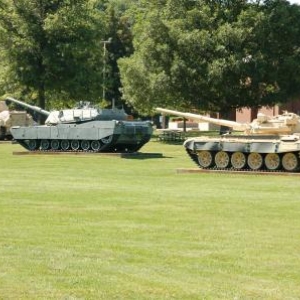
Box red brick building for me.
[235,100,300,123]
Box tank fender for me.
[183,138,195,150]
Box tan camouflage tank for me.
[157,107,300,172]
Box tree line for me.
[0,0,300,117]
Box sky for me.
[289,0,300,4]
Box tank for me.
[6,97,153,152]
[156,107,300,172]
[0,100,34,140]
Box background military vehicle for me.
[0,100,33,140]
[6,97,152,152]
[156,107,300,172]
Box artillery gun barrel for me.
[6,97,50,116]
[156,107,249,131]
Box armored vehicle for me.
[6,97,152,152]
[0,100,33,140]
[156,107,300,172]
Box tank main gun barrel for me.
[156,107,249,131]
[6,97,50,116]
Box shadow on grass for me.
[121,152,173,160]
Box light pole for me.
[101,38,112,101]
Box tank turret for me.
[6,97,152,153]
[156,107,300,135]
[156,107,300,172]
[6,96,129,125]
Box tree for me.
[252,0,300,105]
[103,1,135,109]
[118,0,300,115]
[118,0,259,114]
[119,6,176,114]
[0,0,106,119]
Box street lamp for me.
[101,38,112,101]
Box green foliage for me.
[43,1,105,100]
[0,0,106,110]
[119,10,176,114]
[118,0,255,113]
[119,0,300,114]
[1,0,300,116]
[103,2,135,108]
[255,0,300,103]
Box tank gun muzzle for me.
[5,97,50,116]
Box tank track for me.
[15,134,151,153]
[185,149,300,173]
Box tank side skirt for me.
[16,128,152,154]
[191,139,300,154]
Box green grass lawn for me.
[1,140,300,299]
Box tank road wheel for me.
[282,152,299,172]
[231,152,247,170]
[51,139,60,150]
[264,153,281,171]
[197,151,214,168]
[247,152,263,170]
[81,140,90,151]
[61,140,70,151]
[91,140,101,151]
[101,135,113,144]
[214,151,230,169]
[71,140,80,151]
[40,139,50,150]
[27,140,39,150]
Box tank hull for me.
[11,120,152,153]
[184,135,300,172]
